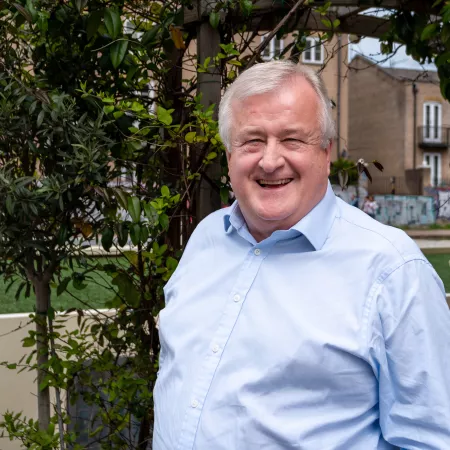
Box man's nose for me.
[258,139,284,173]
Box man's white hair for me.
[218,60,336,151]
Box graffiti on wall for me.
[424,187,450,219]
[373,195,434,226]
[333,185,435,225]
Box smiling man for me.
[153,61,450,450]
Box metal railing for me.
[418,126,450,148]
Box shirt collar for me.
[223,182,337,250]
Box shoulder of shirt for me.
[334,197,426,265]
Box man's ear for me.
[226,149,232,165]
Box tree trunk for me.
[34,280,51,431]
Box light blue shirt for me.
[153,183,450,450]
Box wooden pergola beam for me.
[185,0,438,38]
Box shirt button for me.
[212,344,219,353]
[191,399,199,408]
[254,248,261,256]
[233,294,241,302]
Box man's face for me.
[226,76,331,241]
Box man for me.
[153,61,450,449]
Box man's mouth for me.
[257,178,293,188]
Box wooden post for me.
[194,0,222,223]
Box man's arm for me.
[368,258,450,450]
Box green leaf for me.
[206,152,217,160]
[37,110,45,128]
[7,364,17,370]
[113,111,124,119]
[142,24,160,45]
[101,227,114,251]
[129,223,141,245]
[161,185,170,198]
[159,213,169,230]
[110,39,128,68]
[123,250,138,267]
[157,106,173,125]
[117,222,128,247]
[13,3,32,23]
[103,105,114,114]
[5,196,14,215]
[39,377,50,392]
[75,0,87,13]
[57,277,71,296]
[209,11,220,29]
[23,336,35,347]
[87,10,103,40]
[104,8,122,39]
[421,23,438,41]
[185,131,196,143]
[26,0,37,22]
[228,59,242,66]
[166,256,178,271]
[127,196,141,223]
[321,18,332,29]
[220,187,229,204]
[240,0,253,16]
[144,203,158,225]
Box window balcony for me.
[418,126,450,149]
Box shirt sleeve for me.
[367,258,450,450]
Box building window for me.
[423,152,442,187]
[302,37,324,64]
[423,101,442,143]
[261,36,284,61]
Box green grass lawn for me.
[1,254,449,315]
[425,253,450,292]
[0,257,123,315]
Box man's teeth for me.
[258,179,291,186]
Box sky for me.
[349,38,437,72]
[348,8,436,72]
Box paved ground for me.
[406,229,450,239]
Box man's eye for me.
[284,138,301,143]
[247,139,263,144]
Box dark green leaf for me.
[13,3,32,23]
[220,187,229,205]
[372,160,384,172]
[421,23,438,41]
[101,227,114,251]
[57,277,71,296]
[104,8,122,39]
[129,223,141,245]
[110,39,128,68]
[209,12,220,29]
[37,110,45,127]
[144,203,158,225]
[75,0,87,13]
[127,196,141,223]
[87,10,103,40]
[117,222,128,247]
[141,24,160,45]
[159,213,169,230]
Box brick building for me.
[349,55,448,195]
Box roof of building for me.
[380,67,439,84]
[351,55,440,85]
